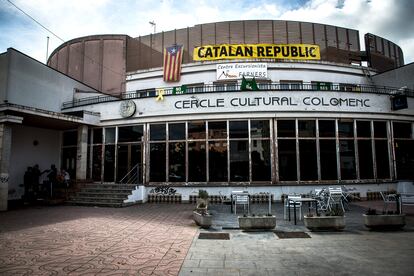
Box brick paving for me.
[1,201,414,276]
[0,204,198,275]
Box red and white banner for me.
[163,45,183,82]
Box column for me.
[76,125,88,180]
[0,124,12,211]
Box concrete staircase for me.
[67,183,137,207]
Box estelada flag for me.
[163,44,183,82]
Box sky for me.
[1,0,413,64]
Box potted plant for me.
[196,189,209,205]
[363,208,405,230]
[238,213,276,230]
[304,205,345,231]
[193,201,212,228]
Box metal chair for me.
[328,187,345,212]
[313,188,329,212]
[284,195,302,220]
[380,191,398,212]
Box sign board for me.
[194,44,320,61]
[216,63,267,80]
[86,91,414,121]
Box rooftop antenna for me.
[149,21,156,33]
[46,36,49,64]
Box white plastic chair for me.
[380,191,397,212]
[234,194,249,215]
[284,195,302,220]
[328,187,345,212]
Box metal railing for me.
[118,163,141,185]
[62,82,414,109]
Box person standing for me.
[23,167,33,202]
[46,164,57,198]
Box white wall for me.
[8,125,61,199]
[5,48,100,112]
[68,90,414,122]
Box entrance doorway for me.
[117,144,142,183]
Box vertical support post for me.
[76,125,88,181]
[0,124,12,211]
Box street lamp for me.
[149,21,156,33]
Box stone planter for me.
[193,211,212,228]
[304,216,345,231]
[238,216,276,230]
[363,214,406,230]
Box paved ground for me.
[181,201,414,276]
[1,202,413,276]
[0,204,197,275]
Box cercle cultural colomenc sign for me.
[194,44,320,61]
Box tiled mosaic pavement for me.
[0,204,197,275]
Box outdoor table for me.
[288,197,318,225]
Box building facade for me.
[1,20,413,209]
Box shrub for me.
[198,189,209,200]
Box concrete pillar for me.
[0,124,12,211]
[76,125,88,180]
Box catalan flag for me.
[163,44,183,82]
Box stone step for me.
[66,200,135,208]
[83,183,138,189]
[67,182,137,208]
[77,192,130,198]
[70,196,127,203]
[79,188,134,193]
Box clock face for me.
[120,100,136,118]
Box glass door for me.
[116,144,142,183]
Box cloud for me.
[0,0,413,63]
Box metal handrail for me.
[62,82,414,109]
[118,163,141,185]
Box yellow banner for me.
[193,44,320,61]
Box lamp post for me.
[149,21,156,33]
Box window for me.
[277,120,295,137]
[150,124,166,141]
[188,142,206,182]
[393,121,413,179]
[229,121,248,138]
[188,121,206,140]
[169,123,185,140]
[169,142,185,182]
[319,120,335,137]
[339,140,356,180]
[299,140,318,181]
[320,140,337,180]
[230,141,249,181]
[280,80,303,90]
[357,121,371,138]
[312,81,332,91]
[338,120,354,138]
[208,121,227,139]
[358,140,374,179]
[209,141,228,181]
[118,125,143,142]
[278,139,297,181]
[298,120,316,137]
[150,143,166,182]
